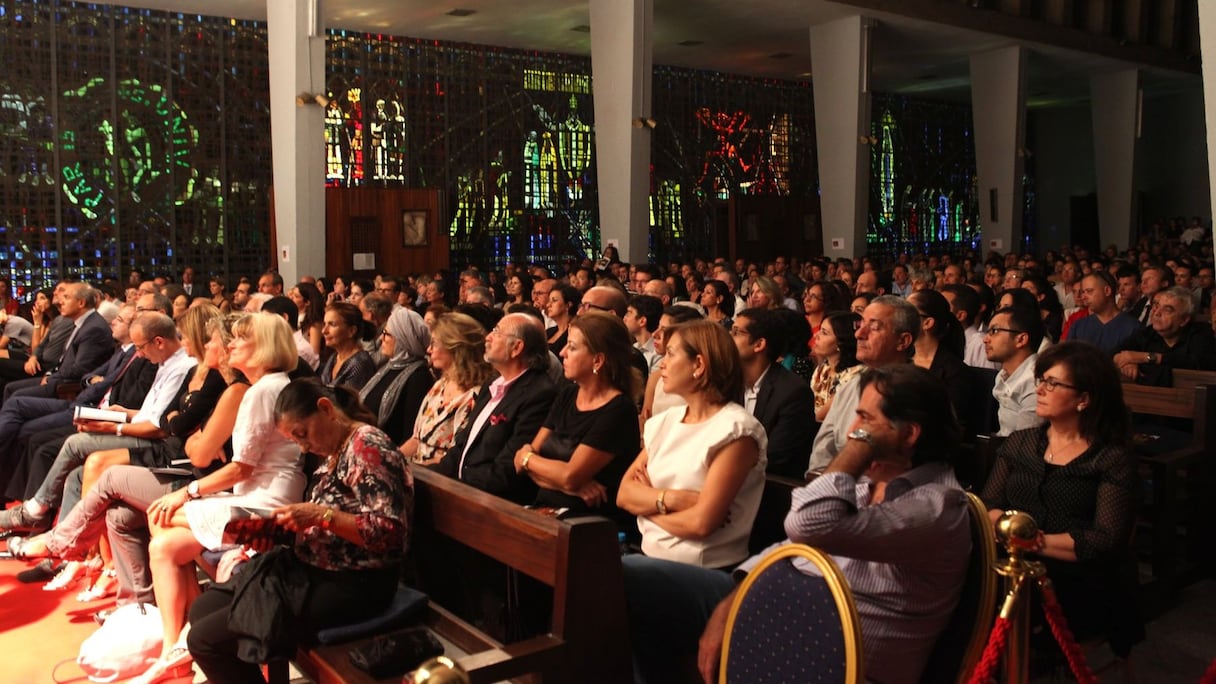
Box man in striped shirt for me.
[694,365,971,684]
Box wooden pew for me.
[1170,368,1216,391]
[288,467,632,684]
[1121,381,1216,602]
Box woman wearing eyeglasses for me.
[357,307,432,445]
[981,341,1142,657]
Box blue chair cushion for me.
[314,585,429,645]
[726,559,847,683]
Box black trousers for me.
[187,558,398,684]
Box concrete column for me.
[810,16,873,260]
[1197,2,1216,257]
[970,46,1027,256]
[267,0,326,283]
[590,0,652,264]
[1090,69,1140,250]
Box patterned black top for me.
[295,424,414,571]
[980,425,1136,561]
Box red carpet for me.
[0,548,121,683]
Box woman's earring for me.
[693,371,701,379]
[593,366,599,375]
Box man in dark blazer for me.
[433,312,556,503]
[732,307,817,479]
[2,282,115,403]
[0,303,156,500]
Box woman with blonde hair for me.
[133,313,305,683]
[514,312,640,525]
[746,275,783,310]
[400,312,493,465]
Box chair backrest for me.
[918,492,998,684]
[720,544,863,684]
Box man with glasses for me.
[985,305,1046,436]
[1112,286,1216,387]
[433,313,556,503]
[808,295,919,473]
[0,312,194,533]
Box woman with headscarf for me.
[358,307,433,444]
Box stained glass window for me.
[0,1,272,300]
[867,95,982,260]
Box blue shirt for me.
[1064,311,1141,354]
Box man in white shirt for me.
[940,285,998,370]
[625,294,663,374]
[985,305,1046,436]
[1054,260,1080,313]
[0,312,195,531]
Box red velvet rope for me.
[1200,656,1216,684]
[1037,578,1098,684]
[966,615,1011,684]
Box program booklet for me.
[221,506,294,547]
[73,406,129,424]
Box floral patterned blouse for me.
[410,377,481,463]
[294,424,413,572]
[810,361,862,418]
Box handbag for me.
[76,602,162,683]
[347,627,444,679]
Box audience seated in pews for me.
[358,306,432,445]
[318,302,378,390]
[809,311,862,422]
[1112,286,1216,386]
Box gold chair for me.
[719,543,863,684]
[919,491,999,683]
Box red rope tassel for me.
[966,616,1012,684]
[1037,578,1097,684]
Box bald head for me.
[581,286,627,317]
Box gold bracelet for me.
[321,507,334,529]
[656,489,668,515]
[521,451,533,472]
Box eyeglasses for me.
[984,327,1024,337]
[133,336,160,352]
[489,325,520,340]
[579,302,613,313]
[1035,376,1079,392]
[729,326,752,338]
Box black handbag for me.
[347,627,444,679]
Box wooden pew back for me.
[293,468,631,684]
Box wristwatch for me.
[847,428,874,446]
[186,481,201,499]
[321,507,334,530]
